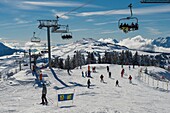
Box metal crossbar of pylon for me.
[141,0,170,3]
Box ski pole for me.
[47,96,54,104]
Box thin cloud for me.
[100,30,114,34]
[86,19,94,22]
[14,18,32,24]
[94,20,117,26]
[22,1,100,8]
[0,0,101,10]
[145,27,162,35]
[71,28,92,32]
[77,5,170,17]
[99,30,119,34]
[51,10,70,19]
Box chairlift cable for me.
[59,0,95,18]
[80,1,139,26]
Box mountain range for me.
[100,35,170,53]
[1,35,170,57]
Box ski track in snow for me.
[0,64,170,113]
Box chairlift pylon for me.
[31,32,41,43]
[118,4,139,33]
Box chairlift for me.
[118,4,139,33]
[61,32,73,39]
[118,17,138,33]
[31,32,41,43]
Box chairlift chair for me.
[31,32,41,43]
[118,17,138,33]
[118,4,139,33]
[61,32,73,39]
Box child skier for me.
[87,79,91,88]
[100,74,104,82]
[129,75,132,83]
[115,80,119,87]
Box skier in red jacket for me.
[121,69,125,77]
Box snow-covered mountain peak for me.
[152,36,170,48]
[52,38,128,59]
[98,38,119,44]
[131,35,149,42]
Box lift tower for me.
[37,18,59,68]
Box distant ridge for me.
[0,42,18,56]
[99,35,170,53]
[152,37,170,48]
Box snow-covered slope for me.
[52,38,128,59]
[0,64,170,113]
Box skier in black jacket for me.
[87,79,91,88]
[40,83,48,105]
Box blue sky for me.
[0,0,170,45]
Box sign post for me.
[57,90,75,107]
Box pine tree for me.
[58,58,64,69]
[98,53,102,64]
[91,52,96,64]
[65,55,71,69]
[133,51,139,66]
[86,52,91,64]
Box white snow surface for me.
[0,63,170,113]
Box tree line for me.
[51,50,168,70]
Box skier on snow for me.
[100,74,104,83]
[109,72,111,78]
[115,80,119,87]
[107,66,109,72]
[129,75,132,83]
[121,68,125,77]
[87,79,91,88]
[40,83,48,105]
